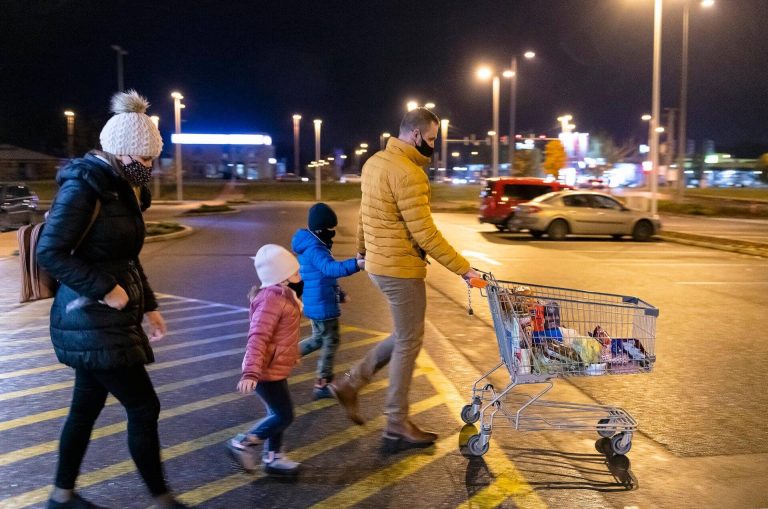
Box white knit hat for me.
[99,90,163,158]
[252,244,300,288]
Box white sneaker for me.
[227,433,262,472]
[262,451,300,475]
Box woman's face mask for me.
[122,156,153,186]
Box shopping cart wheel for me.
[467,434,489,456]
[461,404,480,424]
[610,432,632,455]
[597,418,615,438]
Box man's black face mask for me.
[415,131,434,158]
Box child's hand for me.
[356,258,365,271]
[237,378,257,394]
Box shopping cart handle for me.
[468,278,488,289]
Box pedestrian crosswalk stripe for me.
[155,303,224,314]
[0,333,390,464]
[163,308,244,324]
[310,430,459,509]
[419,320,546,509]
[0,330,386,404]
[175,382,440,506]
[0,375,402,509]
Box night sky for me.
[2,0,766,162]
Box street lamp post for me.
[506,51,535,170]
[440,119,449,171]
[292,114,301,176]
[314,119,322,200]
[380,132,390,151]
[149,115,160,197]
[677,0,714,198]
[476,67,500,177]
[110,45,128,91]
[64,110,75,159]
[171,91,184,201]
[649,0,663,216]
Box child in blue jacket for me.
[291,203,364,399]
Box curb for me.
[144,224,195,243]
[658,233,768,258]
[176,208,241,218]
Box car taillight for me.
[523,205,541,214]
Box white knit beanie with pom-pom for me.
[252,244,300,288]
[99,90,163,158]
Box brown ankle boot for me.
[328,374,364,425]
[384,419,438,445]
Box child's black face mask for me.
[314,228,336,247]
[287,280,304,299]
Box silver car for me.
[510,190,661,241]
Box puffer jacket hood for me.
[356,137,470,279]
[36,154,158,370]
[291,228,359,321]
[241,284,302,382]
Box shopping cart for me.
[461,271,658,457]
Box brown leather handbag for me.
[17,201,101,303]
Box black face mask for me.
[314,228,336,248]
[122,157,153,186]
[287,280,304,299]
[415,135,434,158]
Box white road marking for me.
[460,250,502,266]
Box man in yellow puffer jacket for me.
[330,107,481,447]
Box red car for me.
[478,177,571,231]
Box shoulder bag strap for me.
[71,200,101,255]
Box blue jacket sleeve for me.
[308,246,360,278]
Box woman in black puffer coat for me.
[37,91,186,509]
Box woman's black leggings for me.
[55,365,168,497]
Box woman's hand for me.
[237,378,257,394]
[103,284,129,310]
[145,311,167,341]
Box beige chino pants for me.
[347,273,426,423]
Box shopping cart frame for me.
[461,272,657,457]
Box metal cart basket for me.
[461,272,658,456]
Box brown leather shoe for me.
[383,419,438,445]
[328,375,364,425]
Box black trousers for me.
[55,365,168,497]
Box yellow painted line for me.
[310,429,458,509]
[0,347,54,362]
[0,333,390,463]
[0,374,401,509]
[0,363,62,379]
[417,325,547,509]
[0,330,386,405]
[177,378,438,506]
[163,309,244,324]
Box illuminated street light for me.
[149,115,160,195]
[440,119,449,170]
[406,101,418,111]
[292,114,301,175]
[477,67,500,176]
[380,132,391,150]
[507,50,536,170]
[171,91,184,201]
[314,119,322,200]
[424,102,436,109]
[360,143,368,149]
[64,110,75,159]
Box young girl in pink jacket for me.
[228,244,303,475]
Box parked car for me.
[510,190,661,241]
[479,177,571,231]
[339,173,362,184]
[0,183,39,231]
[275,172,301,182]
